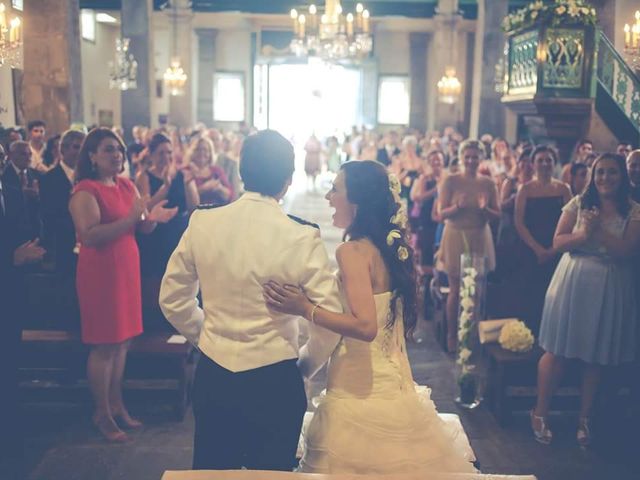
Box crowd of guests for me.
[0,120,246,445]
[338,127,639,447]
[1,118,639,448]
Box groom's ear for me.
[276,175,293,200]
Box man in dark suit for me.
[40,130,85,273]
[1,140,42,242]
[376,130,401,167]
[0,176,46,471]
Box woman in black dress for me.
[135,133,199,329]
[514,145,571,335]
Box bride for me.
[263,160,477,475]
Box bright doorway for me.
[254,59,363,188]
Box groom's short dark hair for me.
[240,130,295,197]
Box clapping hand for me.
[147,199,178,224]
[263,281,311,318]
[128,196,147,222]
[182,167,195,184]
[455,193,469,209]
[581,207,600,236]
[13,239,46,266]
[163,165,176,187]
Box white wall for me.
[80,20,121,127]
[375,31,411,74]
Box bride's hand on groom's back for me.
[263,281,312,318]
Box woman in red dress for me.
[70,128,177,442]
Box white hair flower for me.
[388,174,401,196]
[386,229,401,246]
[397,246,409,262]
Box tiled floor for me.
[4,183,638,480]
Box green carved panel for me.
[615,70,629,107]
[631,89,640,130]
[542,28,585,89]
[508,29,538,94]
[595,31,640,132]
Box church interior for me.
[1,1,639,479]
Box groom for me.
[159,130,341,471]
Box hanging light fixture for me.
[437,9,462,104]
[437,67,462,104]
[289,1,373,62]
[163,1,187,96]
[623,10,640,73]
[0,2,22,68]
[109,37,138,90]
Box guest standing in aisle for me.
[532,153,640,447]
[514,145,571,335]
[70,128,177,442]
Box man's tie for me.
[19,169,27,190]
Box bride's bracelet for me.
[309,304,320,324]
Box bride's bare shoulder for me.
[336,240,374,264]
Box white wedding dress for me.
[299,291,478,474]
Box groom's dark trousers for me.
[192,354,307,470]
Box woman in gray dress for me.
[531,153,640,447]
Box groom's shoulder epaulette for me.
[197,203,224,210]
[287,214,320,230]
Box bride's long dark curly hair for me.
[341,160,417,337]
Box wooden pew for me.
[483,343,634,425]
[20,330,196,420]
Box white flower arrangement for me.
[502,0,597,33]
[499,320,535,353]
[456,264,478,372]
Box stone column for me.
[409,33,429,131]
[469,0,509,139]
[121,0,155,143]
[167,0,194,127]
[195,28,217,125]
[22,0,83,135]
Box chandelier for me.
[109,37,138,90]
[0,3,22,68]
[163,1,188,96]
[289,1,373,62]
[164,59,187,96]
[436,7,462,104]
[623,10,640,73]
[437,67,462,105]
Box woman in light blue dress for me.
[531,153,640,447]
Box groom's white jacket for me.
[159,191,342,378]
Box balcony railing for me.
[595,32,640,134]
[503,24,595,100]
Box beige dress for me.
[437,175,496,278]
